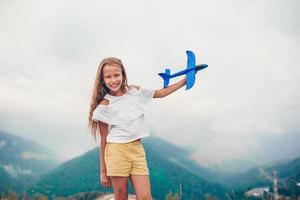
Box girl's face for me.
[102,64,124,96]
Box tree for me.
[7,191,18,200]
[165,191,180,200]
[204,193,218,200]
[33,193,48,200]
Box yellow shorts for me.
[104,139,149,177]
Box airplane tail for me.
[158,69,171,88]
[186,50,196,90]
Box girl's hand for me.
[154,77,187,98]
[100,171,112,188]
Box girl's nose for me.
[111,79,118,84]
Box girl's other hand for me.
[100,171,112,188]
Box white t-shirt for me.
[92,87,155,143]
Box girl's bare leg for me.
[110,176,129,200]
[130,175,152,200]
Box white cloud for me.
[2,164,32,177]
[21,151,49,160]
[0,140,6,148]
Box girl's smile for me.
[103,64,125,96]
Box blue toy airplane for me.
[158,50,208,90]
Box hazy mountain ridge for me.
[0,131,60,193]
[0,131,60,174]
[217,156,300,195]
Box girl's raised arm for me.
[153,77,186,98]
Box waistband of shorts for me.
[107,139,141,145]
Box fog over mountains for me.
[1,0,299,168]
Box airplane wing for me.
[186,50,196,90]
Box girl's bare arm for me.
[153,77,186,98]
[98,99,111,187]
[99,121,108,173]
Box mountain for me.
[2,130,299,199]
[217,156,300,197]
[0,131,60,194]
[26,136,226,200]
[0,166,14,193]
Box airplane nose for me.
[196,64,208,69]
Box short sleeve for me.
[140,88,155,104]
[92,104,112,124]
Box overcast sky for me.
[1,0,299,169]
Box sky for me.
[0,0,299,170]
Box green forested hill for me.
[0,166,14,193]
[26,137,226,200]
[144,137,225,199]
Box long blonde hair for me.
[88,57,128,140]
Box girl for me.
[88,57,187,200]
